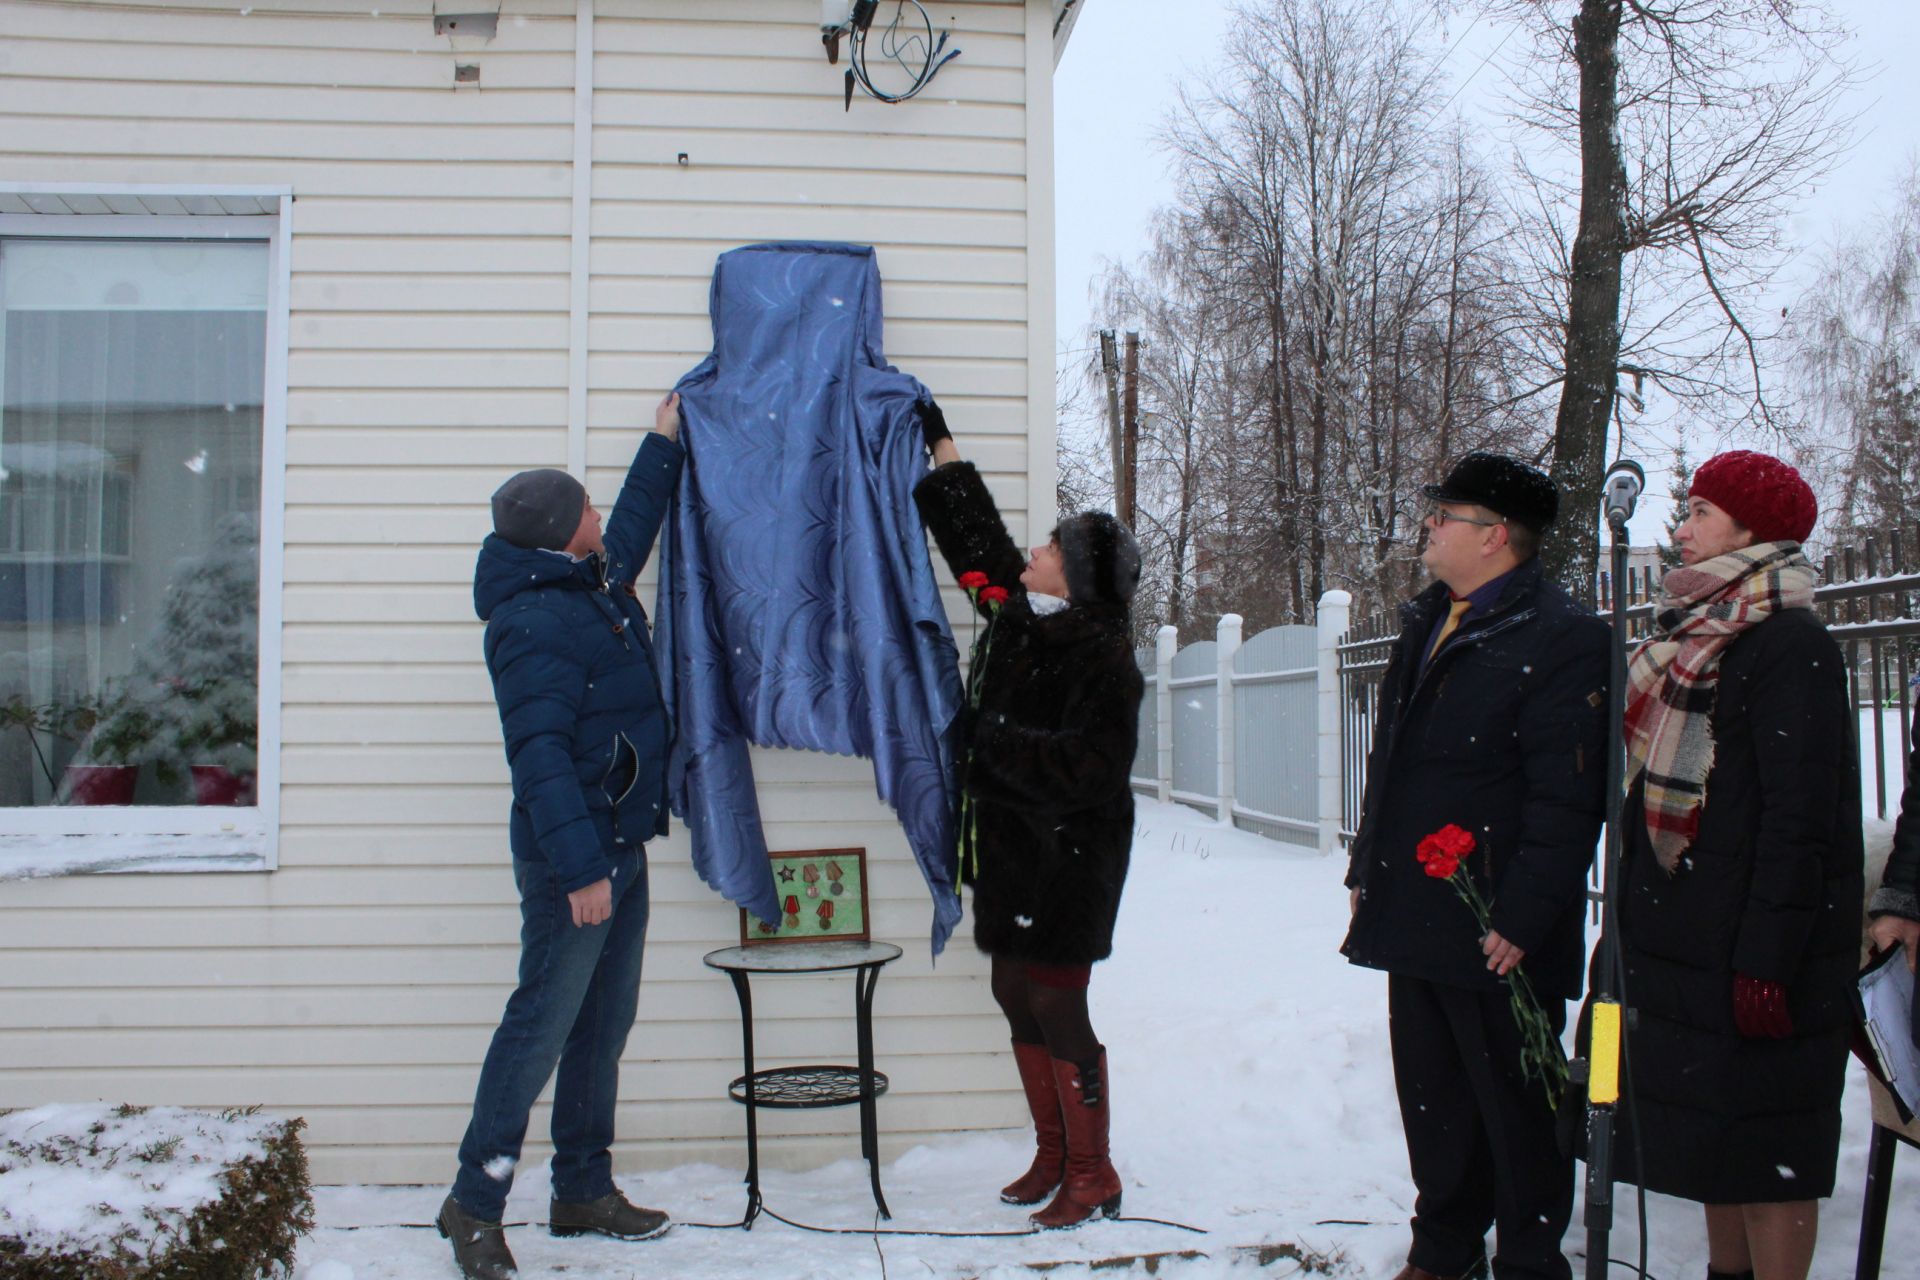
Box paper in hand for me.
[1858,943,1920,1122]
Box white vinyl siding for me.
[0,0,1054,1185]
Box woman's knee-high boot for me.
[1000,1040,1066,1205]
[1030,1048,1121,1229]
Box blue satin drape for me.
[657,241,965,954]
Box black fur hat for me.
[1055,512,1141,607]
[1421,451,1559,532]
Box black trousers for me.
[1389,974,1573,1280]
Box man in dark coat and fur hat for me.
[911,398,1143,1231]
[1342,452,1610,1280]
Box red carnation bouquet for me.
[1417,823,1568,1108]
[954,570,1009,880]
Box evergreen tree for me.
[1857,355,1920,537]
[1659,443,1693,572]
[97,515,259,776]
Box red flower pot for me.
[190,765,256,806]
[61,764,138,806]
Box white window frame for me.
[0,184,291,878]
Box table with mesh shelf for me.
[702,940,902,1227]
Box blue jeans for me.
[452,846,649,1221]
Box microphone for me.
[1602,459,1645,528]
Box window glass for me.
[0,238,266,808]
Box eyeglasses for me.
[1425,505,1504,529]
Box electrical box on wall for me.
[820,0,854,63]
[820,2,958,108]
[433,0,500,51]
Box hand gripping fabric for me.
[657,242,965,953]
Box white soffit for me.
[0,187,289,217]
[1053,0,1090,66]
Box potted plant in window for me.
[59,688,160,805]
[2,695,75,802]
[0,693,151,805]
[173,677,257,806]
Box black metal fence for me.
[1335,530,1920,847]
[1335,611,1398,844]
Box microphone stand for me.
[1583,481,1638,1279]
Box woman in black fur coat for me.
[911,399,1143,1230]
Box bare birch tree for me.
[1094,0,1551,629]
[1487,0,1855,585]
[1791,161,1920,536]
[1159,0,1446,622]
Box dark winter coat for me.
[1342,559,1610,1001]
[473,432,685,894]
[1872,731,1920,923]
[1600,607,1863,1203]
[912,462,1142,965]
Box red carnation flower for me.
[1415,824,1475,879]
[958,571,990,590]
[980,585,1009,606]
[1410,822,1565,1109]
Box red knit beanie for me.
[1689,450,1817,545]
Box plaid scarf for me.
[1623,541,1816,873]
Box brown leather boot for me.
[436,1194,517,1280]
[549,1190,670,1240]
[1029,1049,1122,1229]
[1000,1040,1067,1205]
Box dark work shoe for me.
[436,1194,517,1280]
[549,1190,671,1241]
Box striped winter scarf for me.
[1623,541,1817,873]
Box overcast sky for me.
[1051,0,1920,539]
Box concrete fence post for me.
[1155,624,1177,804]
[1216,613,1243,827]
[1315,590,1352,856]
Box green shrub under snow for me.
[0,1103,313,1280]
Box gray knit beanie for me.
[491,468,587,552]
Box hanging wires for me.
[844,0,961,110]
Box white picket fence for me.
[1130,591,1352,853]
[1147,550,1920,858]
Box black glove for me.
[915,398,951,452]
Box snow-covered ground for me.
[285,798,1920,1279]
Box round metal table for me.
[702,940,903,1226]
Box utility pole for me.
[1099,329,1124,509]
[1121,330,1141,529]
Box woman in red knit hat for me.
[1589,450,1862,1280]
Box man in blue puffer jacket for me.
[436,394,685,1280]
